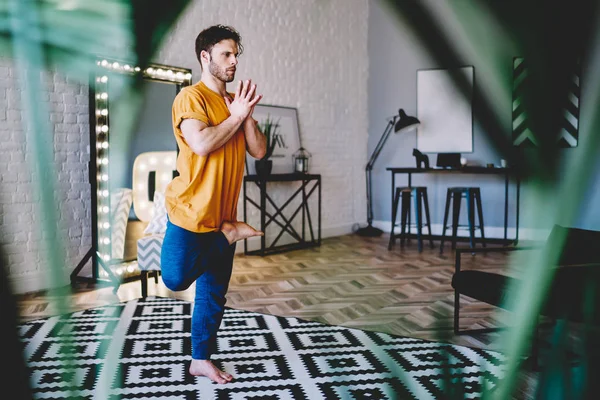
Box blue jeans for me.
[160,220,235,360]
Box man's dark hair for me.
[195,25,243,68]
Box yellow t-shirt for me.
[165,81,246,233]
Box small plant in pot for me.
[255,115,279,177]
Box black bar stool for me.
[389,186,433,252]
[440,187,486,253]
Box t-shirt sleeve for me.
[172,89,209,128]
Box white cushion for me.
[143,191,168,234]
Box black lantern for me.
[292,147,311,173]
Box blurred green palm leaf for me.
[383,0,600,398]
[1,0,189,79]
[0,0,190,396]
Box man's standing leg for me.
[161,222,235,383]
[161,220,262,383]
[191,236,235,358]
[189,234,236,383]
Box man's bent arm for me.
[181,116,245,157]
[244,117,267,159]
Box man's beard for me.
[208,59,235,83]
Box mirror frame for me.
[88,57,192,283]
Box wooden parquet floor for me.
[15,233,539,398]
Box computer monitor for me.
[436,153,461,169]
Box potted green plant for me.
[255,115,279,177]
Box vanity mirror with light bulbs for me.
[73,58,192,285]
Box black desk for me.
[386,167,520,244]
[243,173,321,256]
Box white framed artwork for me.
[416,66,474,153]
[246,104,301,174]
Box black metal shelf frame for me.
[243,174,321,256]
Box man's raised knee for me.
[161,275,190,292]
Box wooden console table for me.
[243,173,321,256]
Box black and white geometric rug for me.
[20,297,506,399]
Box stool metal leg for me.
[451,192,462,250]
[407,192,412,240]
[475,188,487,247]
[467,189,475,249]
[423,190,434,249]
[400,191,410,247]
[414,189,423,252]
[440,188,452,253]
[389,188,402,250]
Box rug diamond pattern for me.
[21,297,506,399]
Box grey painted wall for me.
[367,0,600,237]
[109,80,178,196]
[127,81,178,190]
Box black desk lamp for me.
[357,109,421,237]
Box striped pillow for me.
[143,191,168,234]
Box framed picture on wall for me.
[416,66,474,153]
[511,56,581,148]
[246,104,301,174]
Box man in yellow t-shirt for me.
[160,25,265,384]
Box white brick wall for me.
[0,58,92,293]
[1,0,369,293]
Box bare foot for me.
[221,221,264,245]
[189,359,233,384]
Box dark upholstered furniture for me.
[388,186,433,253]
[452,225,600,335]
